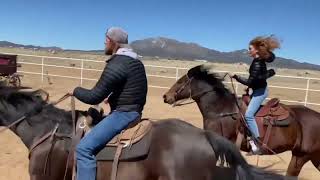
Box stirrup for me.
[248,139,263,155]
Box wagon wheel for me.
[0,78,7,87]
[8,75,21,87]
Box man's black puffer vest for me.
[73,55,148,113]
[234,53,276,90]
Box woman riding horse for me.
[232,35,280,154]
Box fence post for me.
[80,60,84,86]
[304,79,310,106]
[41,57,44,83]
[175,68,179,80]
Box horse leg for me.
[286,155,309,176]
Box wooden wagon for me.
[0,54,22,87]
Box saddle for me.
[241,93,291,153]
[79,107,153,161]
[242,94,290,126]
[96,118,153,160]
[77,106,153,180]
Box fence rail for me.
[1,52,320,108]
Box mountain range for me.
[0,41,63,51]
[131,37,320,71]
[1,38,319,71]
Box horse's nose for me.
[163,94,168,103]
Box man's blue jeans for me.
[76,111,140,180]
[245,88,268,138]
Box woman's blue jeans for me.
[245,88,268,138]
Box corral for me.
[0,48,320,180]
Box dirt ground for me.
[0,49,319,179]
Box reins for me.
[0,116,26,133]
[226,73,286,163]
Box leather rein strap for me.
[0,116,26,134]
[227,74,286,163]
[63,95,80,180]
[111,139,125,180]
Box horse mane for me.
[0,85,73,134]
[0,86,47,115]
[188,65,231,96]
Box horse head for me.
[163,64,229,105]
[0,86,48,126]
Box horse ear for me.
[203,64,218,75]
[188,64,206,77]
[202,65,227,80]
[187,68,196,77]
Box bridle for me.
[172,74,220,107]
[172,73,240,117]
[171,74,194,106]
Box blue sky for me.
[0,0,319,64]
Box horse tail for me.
[204,131,293,180]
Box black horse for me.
[0,86,293,180]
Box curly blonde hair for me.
[250,35,281,59]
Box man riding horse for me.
[232,35,280,154]
[71,27,148,180]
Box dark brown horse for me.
[163,65,320,177]
[0,86,294,180]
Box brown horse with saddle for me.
[0,86,297,180]
[163,65,320,177]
